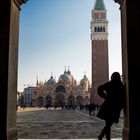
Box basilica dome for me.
[80,74,89,85]
[59,74,72,81]
[59,69,73,83]
[47,76,56,86]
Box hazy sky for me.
[18,0,122,92]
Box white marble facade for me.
[30,68,91,107]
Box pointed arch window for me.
[97,27,100,32]
[103,27,105,32]
[100,27,102,32]
[94,27,97,32]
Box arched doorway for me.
[55,94,65,108]
[76,96,84,105]
[45,96,52,107]
[68,95,75,109]
[37,96,44,107]
[55,85,66,93]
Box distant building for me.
[17,91,23,106]
[22,86,37,106]
[90,0,109,105]
[28,68,91,108]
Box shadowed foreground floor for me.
[19,139,122,140]
[17,107,123,139]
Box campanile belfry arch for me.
[1,0,140,140]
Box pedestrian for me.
[88,103,95,115]
[97,72,125,140]
[88,103,92,115]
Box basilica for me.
[24,68,91,108]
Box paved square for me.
[17,108,123,139]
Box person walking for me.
[88,103,96,115]
[97,72,125,140]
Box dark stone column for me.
[0,0,27,140]
[118,0,140,139]
[0,0,10,139]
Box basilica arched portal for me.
[55,85,66,93]
[76,96,84,105]
[55,94,65,107]
[46,96,52,107]
[68,95,75,105]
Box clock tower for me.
[90,0,109,105]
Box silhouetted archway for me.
[1,0,140,140]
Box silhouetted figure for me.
[97,72,125,140]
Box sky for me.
[18,0,122,92]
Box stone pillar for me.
[115,0,140,139]
[0,0,27,140]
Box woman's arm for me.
[97,83,108,99]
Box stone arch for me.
[94,27,97,32]
[97,26,100,32]
[1,0,140,140]
[100,27,102,32]
[68,95,75,105]
[45,96,52,106]
[85,96,90,105]
[37,96,44,106]
[55,94,65,107]
[55,85,66,93]
[76,96,84,105]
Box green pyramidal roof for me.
[94,0,106,10]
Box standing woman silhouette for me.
[97,72,125,140]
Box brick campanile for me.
[90,0,109,105]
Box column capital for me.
[14,0,28,7]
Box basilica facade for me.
[29,68,91,108]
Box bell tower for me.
[90,0,109,104]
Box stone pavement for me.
[17,107,123,140]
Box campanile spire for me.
[94,0,106,10]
